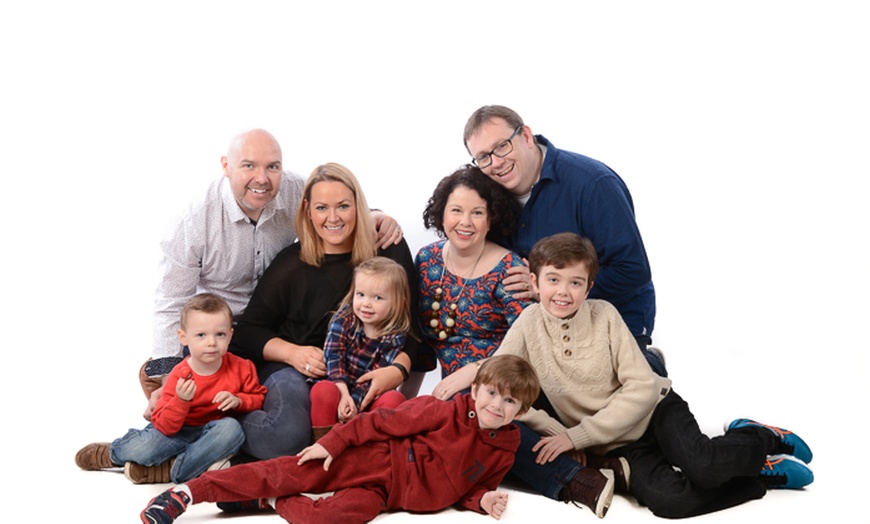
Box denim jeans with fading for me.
[111,417,244,483]
[239,366,312,460]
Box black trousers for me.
[615,390,768,519]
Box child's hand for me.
[297,443,334,471]
[176,375,196,401]
[213,391,241,411]
[481,490,509,520]
[337,395,358,424]
[531,433,574,464]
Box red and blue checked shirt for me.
[323,305,407,407]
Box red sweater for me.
[152,353,267,436]
[318,393,519,514]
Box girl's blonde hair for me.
[296,162,377,267]
[339,256,412,337]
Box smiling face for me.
[443,184,490,253]
[177,310,233,368]
[306,180,357,254]
[530,261,593,319]
[471,382,524,430]
[222,129,283,220]
[352,271,394,338]
[465,117,540,196]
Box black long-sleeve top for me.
[231,239,421,384]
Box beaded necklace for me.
[427,242,484,340]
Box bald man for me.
[142,129,401,417]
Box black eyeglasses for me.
[471,126,522,169]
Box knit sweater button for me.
[562,335,570,342]
[561,323,569,330]
[564,349,573,357]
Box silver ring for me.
[305,363,310,373]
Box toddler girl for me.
[309,256,412,438]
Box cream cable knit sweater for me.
[495,300,672,455]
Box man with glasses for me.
[463,105,665,377]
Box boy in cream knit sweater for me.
[444,232,814,519]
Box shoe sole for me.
[595,469,615,518]
[598,456,631,493]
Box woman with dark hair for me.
[414,165,531,397]
[230,163,419,460]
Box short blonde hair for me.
[180,293,233,330]
[339,257,412,337]
[296,163,376,267]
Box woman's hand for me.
[503,263,538,301]
[292,345,327,378]
[372,211,403,249]
[531,433,574,464]
[432,360,481,400]
[265,338,327,378]
[356,366,403,411]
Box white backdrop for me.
[2,2,867,521]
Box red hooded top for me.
[318,392,519,514]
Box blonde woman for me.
[231,163,419,460]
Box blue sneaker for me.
[726,418,813,463]
[141,489,190,524]
[760,455,814,489]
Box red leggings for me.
[309,380,405,426]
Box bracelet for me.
[390,362,409,381]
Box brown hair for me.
[463,105,525,150]
[422,164,520,241]
[296,163,377,267]
[180,293,233,330]
[527,233,600,289]
[338,257,412,337]
[473,355,540,415]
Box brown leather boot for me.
[559,467,615,518]
[585,454,631,493]
[75,442,118,470]
[124,459,174,484]
[311,425,334,443]
[139,360,163,400]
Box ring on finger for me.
[305,363,310,373]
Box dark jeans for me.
[636,334,668,377]
[506,421,583,500]
[615,390,767,518]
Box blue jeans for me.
[508,421,584,500]
[239,366,312,460]
[635,334,667,377]
[111,417,244,484]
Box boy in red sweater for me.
[140,355,540,524]
[75,293,266,484]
